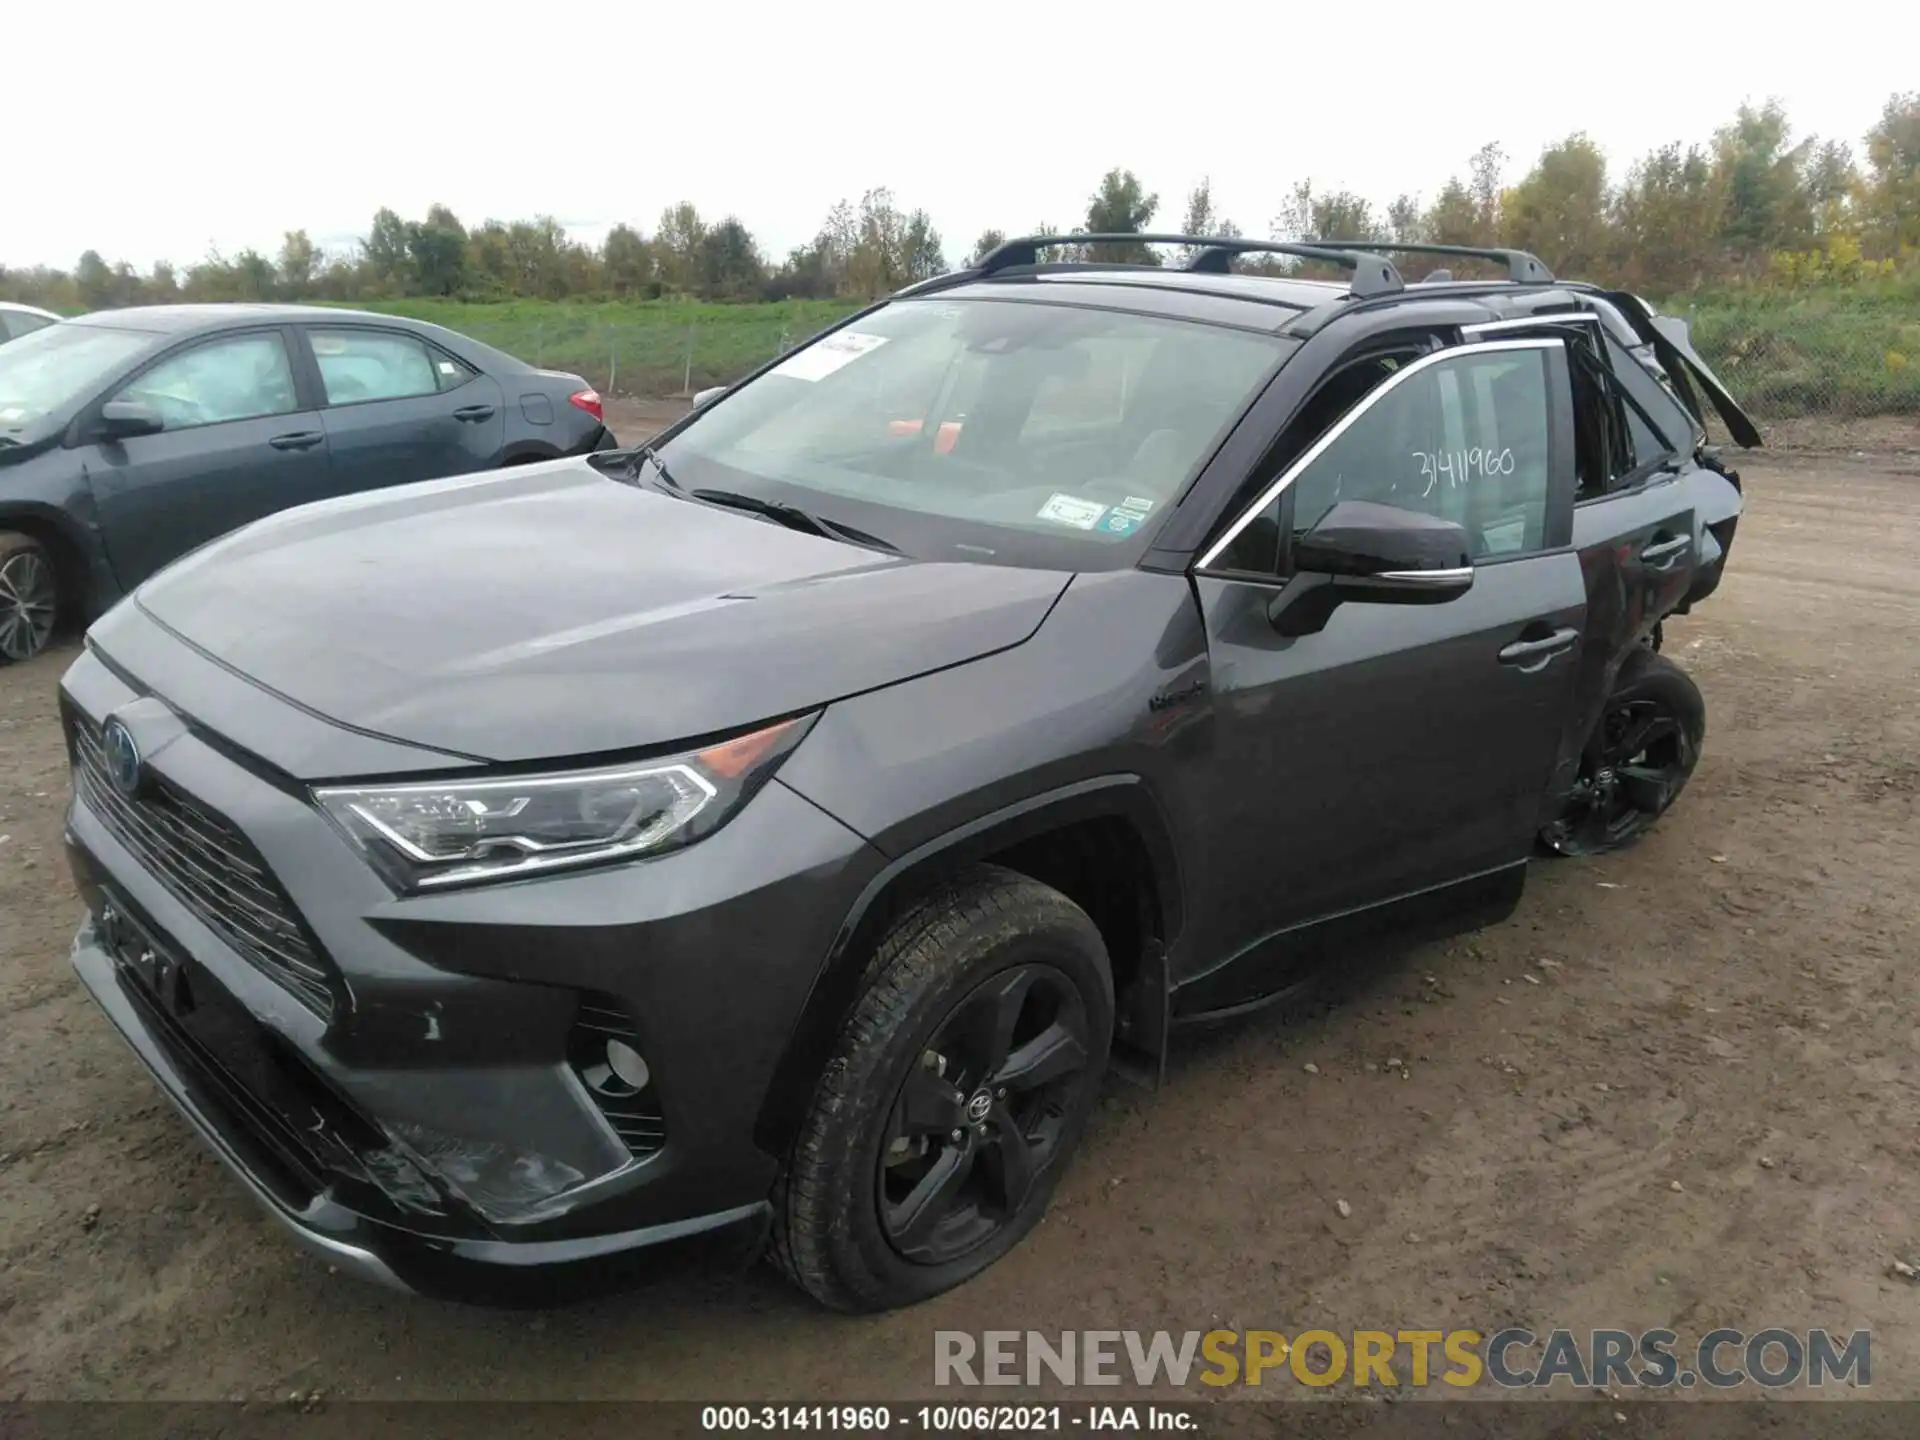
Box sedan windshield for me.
[0,323,153,434]
[656,298,1287,568]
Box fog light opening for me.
[581,1038,651,1099]
[570,995,667,1157]
[604,1039,650,1094]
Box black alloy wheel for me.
[877,963,1093,1266]
[773,866,1113,1312]
[1542,650,1705,857]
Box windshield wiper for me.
[689,488,900,554]
[593,443,682,492]
[596,446,898,553]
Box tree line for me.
[4,93,1915,314]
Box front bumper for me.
[68,916,769,1299]
[60,641,883,1301]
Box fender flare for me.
[0,500,113,610]
[751,774,1185,1157]
[498,440,563,466]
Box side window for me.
[114,333,299,430]
[5,311,54,341]
[309,329,450,405]
[431,349,478,391]
[1284,347,1555,562]
[1209,348,1420,574]
[1568,344,1637,499]
[1602,334,1693,465]
[1622,400,1665,474]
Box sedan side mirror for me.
[1292,499,1473,604]
[97,399,165,440]
[690,385,727,410]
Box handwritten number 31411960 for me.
[1412,447,1515,497]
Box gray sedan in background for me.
[0,304,614,661]
[0,301,61,344]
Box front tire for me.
[0,531,59,664]
[1540,649,1705,856]
[773,867,1113,1312]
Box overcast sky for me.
[5,1,1910,273]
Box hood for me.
[0,415,63,462]
[134,460,1071,765]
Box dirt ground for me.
[2,427,1917,1409]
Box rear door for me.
[1466,313,1701,800]
[85,326,331,589]
[298,325,506,495]
[1178,336,1589,1009]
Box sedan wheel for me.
[0,534,58,664]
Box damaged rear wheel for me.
[1541,649,1704,857]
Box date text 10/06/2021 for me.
[700,1406,1196,1432]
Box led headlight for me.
[315,715,812,891]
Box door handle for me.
[452,405,497,422]
[268,431,324,451]
[1640,534,1692,569]
[1499,626,1579,670]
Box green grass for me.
[352,298,863,395]
[343,293,1918,418]
[1675,299,1920,418]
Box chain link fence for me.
[1681,306,1920,422]
[457,306,1920,449]
[452,313,816,401]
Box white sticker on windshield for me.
[1036,494,1108,530]
[1115,495,1156,515]
[772,331,890,382]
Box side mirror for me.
[1292,499,1473,604]
[690,385,727,410]
[98,399,165,440]
[1267,499,1473,636]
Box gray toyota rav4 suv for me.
[59,237,1755,1311]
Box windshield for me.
[656,298,1288,568]
[0,323,154,434]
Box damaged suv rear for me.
[60,236,1756,1311]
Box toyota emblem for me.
[101,717,144,799]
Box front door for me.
[86,328,331,590]
[301,325,506,494]
[1178,338,1589,1012]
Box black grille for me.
[572,998,666,1157]
[71,714,334,1019]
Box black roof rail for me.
[1302,240,1554,284]
[975,234,1404,299]
[890,269,981,298]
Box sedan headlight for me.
[315,716,812,891]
